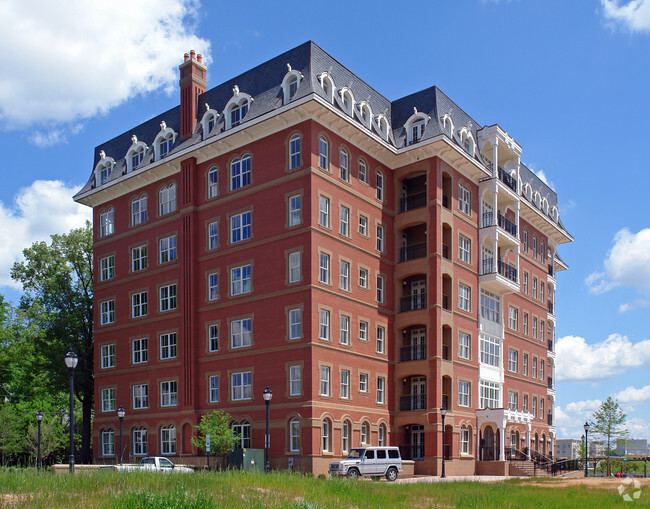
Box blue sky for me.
[1,0,649,442]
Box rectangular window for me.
[523,354,529,376]
[101,344,115,369]
[320,366,330,396]
[523,272,529,294]
[101,388,115,412]
[376,325,385,354]
[132,384,148,409]
[319,196,330,227]
[208,272,219,301]
[340,149,349,181]
[208,168,218,198]
[508,349,518,372]
[290,419,300,452]
[458,234,471,263]
[289,309,301,340]
[340,315,350,345]
[540,282,545,303]
[523,394,529,412]
[289,135,301,169]
[480,289,501,323]
[479,380,501,409]
[160,381,178,407]
[208,222,219,250]
[132,338,148,364]
[376,172,384,201]
[533,357,538,378]
[160,426,176,455]
[230,211,251,243]
[458,183,470,215]
[532,317,538,339]
[340,369,350,399]
[231,371,252,400]
[540,320,545,342]
[319,137,329,170]
[209,375,219,403]
[532,397,537,417]
[208,324,219,352]
[358,160,367,182]
[359,215,368,236]
[159,184,176,214]
[359,268,368,288]
[160,332,177,360]
[540,399,545,419]
[376,275,385,303]
[458,380,470,407]
[288,195,301,226]
[377,376,385,403]
[508,391,518,410]
[533,277,538,299]
[159,284,177,311]
[289,365,301,396]
[376,225,384,252]
[458,332,470,359]
[540,360,545,380]
[523,313,529,335]
[132,245,148,272]
[480,334,501,367]
[319,309,330,340]
[230,318,252,348]
[100,300,115,325]
[340,260,350,290]
[159,235,177,264]
[319,253,330,284]
[359,373,368,392]
[359,320,368,341]
[458,283,471,311]
[230,264,252,296]
[132,291,148,318]
[508,306,518,330]
[340,206,349,236]
[100,255,115,281]
[461,428,469,454]
[102,430,114,456]
[288,251,301,283]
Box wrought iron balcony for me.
[498,259,518,282]
[400,243,427,262]
[400,344,427,362]
[399,294,427,312]
[547,301,554,315]
[498,167,518,192]
[547,377,553,389]
[482,257,494,275]
[497,213,517,236]
[399,192,427,212]
[547,340,554,352]
[482,211,493,228]
[400,394,427,411]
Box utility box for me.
[227,448,264,471]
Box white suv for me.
[328,446,402,481]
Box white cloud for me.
[601,0,650,32]
[619,299,650,313]
[615,384,650,405]
[556,334,650,381]
[0,180,91,288]
[586,228,650,295]
[555,400,602,439]
[0,0,209,137]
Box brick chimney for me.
[179,50,207,140]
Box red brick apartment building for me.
[73,42,572,475]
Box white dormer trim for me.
[94,151,116,185]
[534,191,541,207]
[201,103,220,140]
[404,110,431,145]
[282,66,304,104]
[318,72,335,103]
[336,87,355,116]
[224,89,253,130]
[356,101,373,128]
[524,183,533,200]
[373,114,390,141]
[153,121,178,161]
[441,114,454,137]
[126,136,149,172]
[551,206,558,222]
[459,127,476,157]
[542,198,549,214]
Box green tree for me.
[590,396,628,476]
[191,411,238,456]
[25,413,67,465]
[11,222,94,463]
[0,405,22,466]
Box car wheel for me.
[385,467,398,482]
[347,468,360,480]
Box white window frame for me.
[340,369,350,399]
[160,380,178,407]
[289,419,300,452]
[319,253,330,284]
[208,324,219,352]
[289,308,301,340]
[100,255,115,282]
[159,235,177,264]
[208,222,219,250]
[458,332,470,360]
[159,332,177,360]
[159,183,177,216]
[480,334,501,367]
[377,376,385,404]
[320,366,330,396]
[359,373,368,393]
[99,208,114,237]
[100,300,115,325]
[340,206,350,236]
[376,171,384,201]
[508,349,518,373]
[231,371,252,401]
[101,388,115,412]
[339,148,349,181]
[131,245,148,272]
[319,309,330,340]
[289,252,301,283]
[289,365,301,396]
[100,344,115,369]
[359,268,368,288]
[133,428,147,456]
[289,134,301,169]
[319,196,330,227]
[160,426,176,455]
[319,136,329,170]
[208,167,218,198]
[230,264,252,296]
[340,315,350,345]
[458,182,470,215]
[458,234,471,263]
[376,275,385,303]
[359,215,368,236]
[359,321,368,341]
[230,154,251,190]
[230,211,251,243]
[479,380,501,409]
[133,384,148,409]
[459,381,470,407]
[132,338,148,364]
[159,284,177,312]
[376,224,385,252]
[208,272,219,301]
[340,260,350,291]
[132,291,148,318]
[230,318,252,349]
[289,195,301,226]
[131,195,147,226]
[458,283,471,312]
[376,325,385,354]
[209,375,219,403]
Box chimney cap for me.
[190,50,196,60]
[197,53,202,63]
[184,53,190,62]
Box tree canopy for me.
[590,396,628,476]
[191,411,238,456]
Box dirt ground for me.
[526,476,650,489]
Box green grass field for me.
[0,469,647,508]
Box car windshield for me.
[347,448,365,459]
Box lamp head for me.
[440,405,447,417]
[117,406,125,419]
[64,347,78,369]
[583,421,590,432]
[263,386,273,401]
[36,410,43,422]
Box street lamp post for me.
[64,347,78,474]
[36,411,43,470]
[263,386,273,473]
[117,407,125,464]
[440,405,447,478]
[583,421,590,478]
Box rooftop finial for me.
[413,107,418,114]
[99,150,106,160]
[287,63,292,72]
[233,85,239,96]
[131,134,138,144]
[160,121,167,131]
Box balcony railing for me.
[498,167,518,192]
[547,413,553,426]
[498,259,518,282]
[399,294,427,312]
[482,211,493,228]
[547,339,554,352]
[400,394,427,411]
[400,243,427,262]
[548,264,554,277]
[548,377,553,389]
[497,213,517,236]
[442,244,449,260]
[442,294,450,311]
[400,344,427,362]
[442,194,449,209]
[482,257,494,275]
[547,301,554,314]
[442,344,450,361]
[400,192,427,212]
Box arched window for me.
[360,421,369,445]
[289,134,301,170]
[230,98,249,128]
[460,425,471,454]
[458,182,470,215]
[322,419,331,452]
[374,115,389,140]
[441,114,454,137]
[131,195,147,226]
[153,122,177,160]
[358,159,368,183]
[339,148,349,181]
[232,421,251,449]
[357,101,372,128]
[405,112,429,145]
[94,152,115,186]
[201,105,220,139]
[282,68,303,104]
[376,171,384,201]
[230,154,251,190]
[207,167,218,199]
[99,207,114,237]
[289,418,300,452]
[338,88,354,115]
[319,73,335,102]
[460,128,475,157]
[132,427,148,456]
[341,420,350,453]
[101,429,115,456]
[319,136,329,170]
[160,425,176,455]
[159,183,177,216]
[224,87,253,130]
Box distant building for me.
[555,439,581,459]
[616,439,649,456]
[590,442,606,457]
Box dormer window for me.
[357,101,372,128]
[131,149,144,168]
[100,164,112,184]
[126,136,148,172]
[459,128,476,157]
[441,114,454,137]
[201,104,220,140]
[337,88,354,116]
[374,114,390,141]
[405,111,429,145]
[282,66,304,104]
[160,136,173,156]
[153,122,177,161]
[94,151,116,186]
[318,73,335,103]
[224,88,253,130]
[231,99,248,127]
